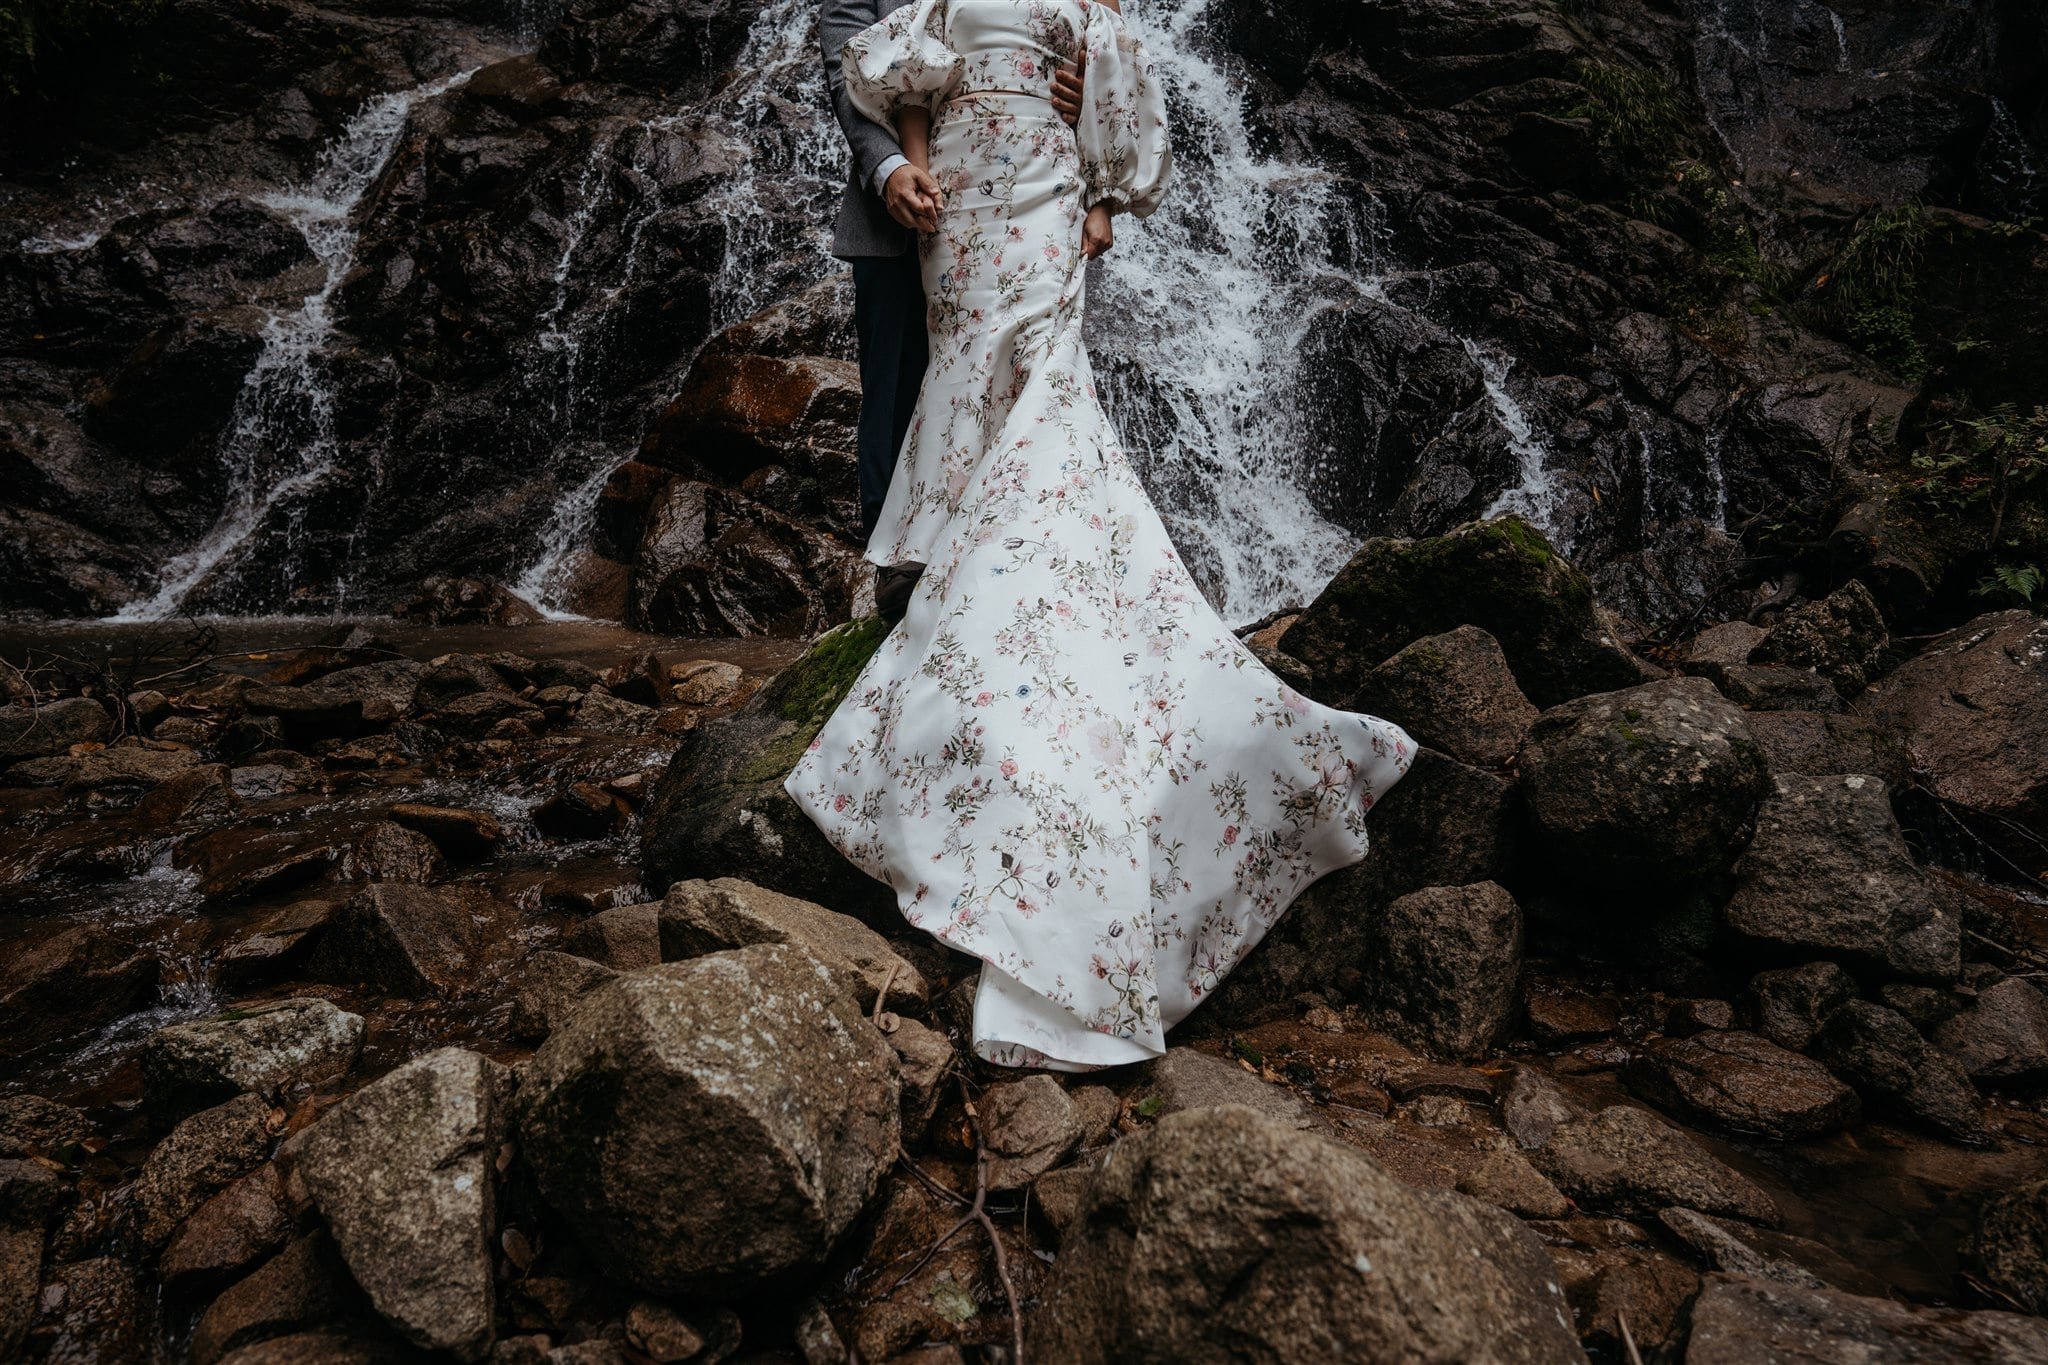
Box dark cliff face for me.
[1,0,2043,627]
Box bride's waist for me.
[937,87,1064,123]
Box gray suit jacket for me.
[822,0,917,258]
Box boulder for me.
[1742,711,1909,787]
[1749,580,1889,698]
[626,479,869,636]
[1202,746,1514,1023]
[658,877,928,1011]
[1455,1147,1571,1219]
[189,1233,363,1365]
[886,1016,957,1136]
[1345,625,1538,768]
[386,804,503,861]
[38,1256,156,1365]
[411,655,507,711]
[1133,1047,1325,1132]
[640,617,893,911]
[161,1165,291,1289]
[142,1000,364,1119]
[311,883,494,997]
[1494,1064,1584,1150]
[1862,610,2048,844]
[0,1161,67,1356]
[1814,1000,1986,1142]
[0,695,113,762]
[1748,962,1857,1051]
[134,1093,276,1248]
[1531,1105,1779,1225]
[1279,516,1646,708]
[348,821,445,884]
[1933,977,2048,1082]
[285,1048,508,1360]
[1518,677,1770,888]
[0,922,159,1055]
[508,950,618,1042]
[1034,1106,1587,1363]
[517,946,900,1295]
[397,576,541,626]
[1685,1272,2048,1362]
[1623,1031,1859,1140]
[1725,775,1962,983]
[573,687,661,736]
[978,1075,1088,1190]
[1657,1209,1828,1290]
[1685,662,1844,713]
[0,1094,93,1159]
[1687,622,1768,666]
[565,902,663,969]
[1973,1178,2048,1315]
[1366,881,1522,1061]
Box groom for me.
[819,0,1085,623]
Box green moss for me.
[761,616,890,726]
[1490,514,1558,566]
[1614,719,1649,752]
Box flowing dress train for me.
[787,0,1414,1070]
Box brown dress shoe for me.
[876,563,924,624]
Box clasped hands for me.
[882,52,1112,258]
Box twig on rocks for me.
[1616,1310,1646,1365]
[884,1078,1027,1363]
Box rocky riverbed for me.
[4,518,2048,1363]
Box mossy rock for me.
[639,617,893,921]
[1279,516,1648,708]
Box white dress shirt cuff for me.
[871,153,910,197]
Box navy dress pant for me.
[850,249,928,548]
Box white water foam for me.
[113,70,477,622]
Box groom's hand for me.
[884,163,943,234]
[1052,51,1086,127]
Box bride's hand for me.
[1082,204,1113,259]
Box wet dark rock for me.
[1345,625,1537,769]
[627,479,870,637]
[413,655,509,711]
[1624,1030,1859,1141]
[0,695,113,762]
[135,762,238,824]
[40,1255,157,1365]
[311,883,499,997]
[1749,961,1857,1052]
[1658,1208,1829,1291]
[429,690,546,739]
[1548,1241,1700,1362]
[1532,1105,1779,1225]
[284,1047,509,1360]
[0,922,159,1055]
[0,1093,93,1158]
[979,1075,1088,1191]
[1750,581,1890,699]
[1280,516,1645,709]
[1523,987,1620,1045]
[1686,662,1844,713]
[1366,881,1522,1061]
[1876,982,1961,1029]
[886,1017,955,1138]
[1932,978,2048,1083]
[1814,1000,1986,1143]
[532,780,628,838]
[397,576,542,627]
[1743,711,1910,787]
[517,946,900,1295]
[1725,774,1962,983]
[135,1092,276,1249]
[507,949,618,1043]
[189,1233,363,1365]
[572,687,661,736]
[1035,1105,1586,1363]
[641,617,893,911]
[565,902,662,969]
[386,803,503,861]
[1688,622,1768,668]
[1862,612,2048,848]
[240,685,371,742]
[215,901,336,990]
[0,1160,66,1356]
[183,826,340,900]
[142,999,365,1119]
[161,1164,291,1290]
[670,659,748,707]
[1518,677,1769,889]
[658,877,928,1012]
[296,661,425,725]
[226,752,325,802]
[1665,998,1738,1036]
[1685,1272,2048,1362]
[1973,1178,2048,1316]
[348,820,446,883]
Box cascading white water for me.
[113,70,477,622]
[1472,341,1574,549]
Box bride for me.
[788,0,1414,1070]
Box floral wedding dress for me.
[787,0,1414,1070]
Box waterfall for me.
[1472,342,1574,549]
[113,70,477,623]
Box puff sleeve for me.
[841,0,964,128]
[1076,1,1171,217]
